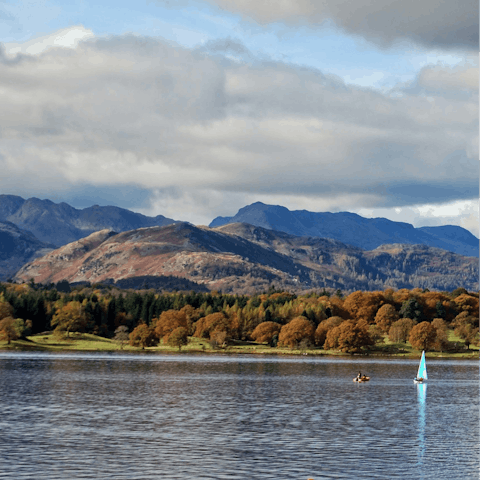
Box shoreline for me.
[1,335,478,360]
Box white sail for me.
[417,351,427,380]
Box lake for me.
[0,352,478,479]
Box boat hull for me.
[353,376,370,383]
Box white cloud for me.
[3,25,95,56]
[0,34,477,234]
[357,200,479,237]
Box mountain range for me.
[2,195,478,291]
[210,202,479,257]
[14,222,479,293]
[0,220,54,281]
[0,194,176,247]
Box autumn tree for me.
[431,318,449,352]
[167,327,188,350]
[343,291,384,323]
[324,320,373,353]
[154,309,188,344]
[368,324,383,344]
[452,312,479,349]
[51,301,88,337]
[409,321,437,351]
[375,304,399,333]
[193,312,230,340]
[210,330,228,349]
[250,321,282,344]
[421,292,451,320]
[129,323,158,348]
[325,296,350,320]
[278,316,315,349]
[388,318,414,344]
[0,317,18,344]
[314,316,344,347]
[452,293,479,317]
[181,305,201,335]
[0,298,14,320]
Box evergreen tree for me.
[106,297,117,333]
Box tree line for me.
[0,281,478,353]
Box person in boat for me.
[356,371,362,380]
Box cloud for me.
[358,200,479,237]
[0,33,477,232]
[158,0,479,51]
[3,26,95,56]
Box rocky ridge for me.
[14,222,479,293]
[210,202,479,257]
[0,194,176,247]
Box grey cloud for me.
[198,37,251,56]
[0,34,477,220]
[166,0,479,50]
[0,43,36,65]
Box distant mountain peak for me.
[209,202,478,257]
[0,194,177,247]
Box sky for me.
[0,0,478,236]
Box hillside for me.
[210,202,479,257]
[0,221,54,280]
[14,222,478,293]
[0,195,176,247]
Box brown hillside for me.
[14,222,479,293]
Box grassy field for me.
[0,330,478,358]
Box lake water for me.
[0,352,478,480]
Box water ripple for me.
[0,353,477,479]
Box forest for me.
[0,280,478,354]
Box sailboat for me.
[414,351,427,383]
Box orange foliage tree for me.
[154,309,188,343]
[0,298,14,320]
[51,301,88,337]
[0,317,18,344]
[167,327,188,350]
[375,304,399,333]
[278,317,315,348]
[129,323,158,348]
[452,294,479,317]
[324,320,373,353]
[250,321,282,344]
[314,316,344,347]
[431,318,449,351]
[452,311,479,349]
[421,292,452,320]
[409,321,437,351]
[193,312,230,340]
[343,291,384,323]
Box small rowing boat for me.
[353,375,370,383]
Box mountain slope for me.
[0,195,176,247]
[210,202,479,257]
[0,221,54,281]
[15,222,478,293]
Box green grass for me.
[0,329,477,358]
[0,333,136,352]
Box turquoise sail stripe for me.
[417,351,428,380]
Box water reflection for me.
[416,383,427,472]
